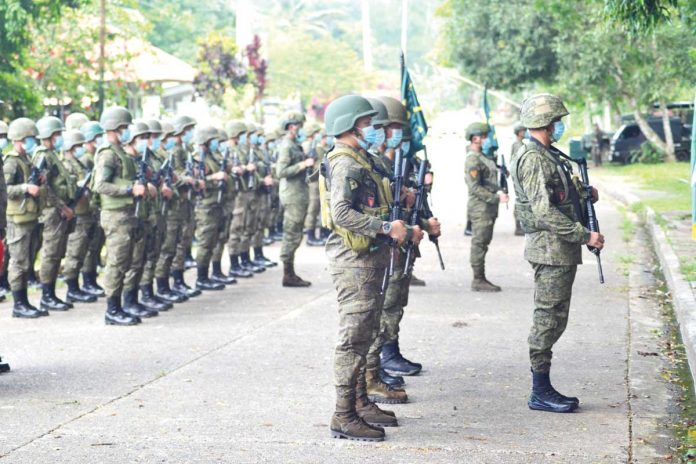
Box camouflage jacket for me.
[511,138,590,265]
[464,148,500,218]
[277,136,309,204]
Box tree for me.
[603,0,678,34]
[246,34,268,104]
[193,33,249,107]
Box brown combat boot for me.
[356,396,398,427]
[282,261,311,287]
[471,277,502,292]
[330,397,385,442]
[366,368,408,404]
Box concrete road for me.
[0,119,669,463]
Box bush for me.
[630,143,664,164]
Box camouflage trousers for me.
[172,200,195,271]
[252,191,272,248]
[331,267,385,402]
[7,220,39,291]
[63,214,98,280]
[2,237,8,276]
[142,215,166,285]
[39,207,71,284]
[528,263,577,373]
[470,213,496,278]
[100,209,138,298]
[155,201,181,279]
[228,191,255,256]
[366,259,412,370]
[123,220,148,291]
[195,204,224,269]
[279,200,308,263]
[29,222,42,275]
[303,180,320,231]
[212,203,233,263]
[83,212,104,274]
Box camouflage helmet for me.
[265,129,279,142]
[171,115,196,135]
[519,93,569,129]
[8,118,39,141]
[161,121,175,138]
[246,122,258,134]
[305,122,321,137]
[281,111,306,130]
[378,96,407,125]
[145,119,163,135]
[125,121,150,144]
[217,129,229,141]
[0,121,8,136]
[63,130,86,151]
[36,116,65,140]
[366,98,389,127]
[255,125,265,136]
[226,120,247,138]
[324,95,377,137]
[100,106,133,131]
[65,112,89,131]
[465,122,489,141]
[80,121,104,142]
[195,126,219,145]
[513,123,526,134]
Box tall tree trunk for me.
[630,97,673,160]
[659,100,676,162]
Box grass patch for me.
[679,257,696,282]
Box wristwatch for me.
[381,221,392,234]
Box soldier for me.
[322,95,424,442]
[79,121,106,297]
[302,122,325,247]
[94,106,146,326]
[511,94,604,413]
[5,118,43,317]
[61,130,98,303]
[265,129,284,243]
[511,123,526,236]
[277,111,312,287]
[240,122,267,272]
[464,122,508,292]
[35,116,76,312]
[65,112,89,131]
[249,125,276,267]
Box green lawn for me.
[598,162,692,213]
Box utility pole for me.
[98,0,105,116]
[361,0,373,72]
[401,0,408,57]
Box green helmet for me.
[217,129,229,141]
[246,122,258,134]
[255,125,265,136]
[161,121,175,138]
[513,123,525,134]
[519,93,569,129]
[63,130,86,151]
[324,95,377,137]
[125,121,150,144]
[195,125,218,145]
[366,98,389,127]
[8,118,39,141]
[378,96,407,125]
[281,111,306,130]
[80,121,104,142]
[65,112,89,131]
[305,122,321,137]
[226,120,247,138]
[100,106,133,131]
[171,115,196,135]
[145,119,163,135]
[36,116,64,140]
[0,121,8,136]
[465,122,489,141]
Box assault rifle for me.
[160,154,174,215]
[185,151,195,200]
[67,170,92,210]
[305,138,318,183]
[217,145,230,204]
[196,148,206,197]
[20,153,47,210]
[575,157,604,284]
[134,147,150,217]
[404,159,427,276]
[247,148,257,190]
[231,149,242,191]
[499,154,509,210]
[381,148,404,295]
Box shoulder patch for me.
[469,169,478,178]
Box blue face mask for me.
[23,137,37,154]
[151,138,161,151]
[482,137,493,155]
[372,127,385,147]
[164,138,175,151]
[359,125,378,149]
[95,135,105,147]
[259,136,265,145]
[524,129,531,139]
[209,139,220,152]
[53,135,64,151]
[314,133,322,142]
[250,134,259,145]
[401,141,411,155]
[552,120,565,142]
[0,138,8,150]
[268,141,276,151]
[220,141,229,152]
[74,146,86,158]
[296,128,306,143]
[326,136,334,146]
[387,128,403,149]
[119,128,131,144]
[182,129,194,144]
[239,133,247,145]
[136,138,148,154]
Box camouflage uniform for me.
[62,152,96,282]
[277,135,309,264]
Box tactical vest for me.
[34,147,74,207]
[65,157,90,216]
[319,146,393,252]
[511,140,585,233]
[6,152,40,223]
[197,151,223,207]
[97,144,136,211]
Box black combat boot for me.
[12,289,42,318]
[381,340,422,376]
[228,255,253,278]
[305,230,324,247]
[211,261,237,285]
[0,357,10,373]
[156,277,187,303]
[81,271,105,297]
[40,282,72,311]
[253,247,277,267]
[240,251,265,273]
[528,370,579,413]
[140,284,172,311]
[379,368,405,388]
[122,287,158,318]
[0,273,9,301]
[171,270,202,297]
[105,294,141,326]
[196,266,225,291]
[65,278,98,303]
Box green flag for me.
[400,53,427,156]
